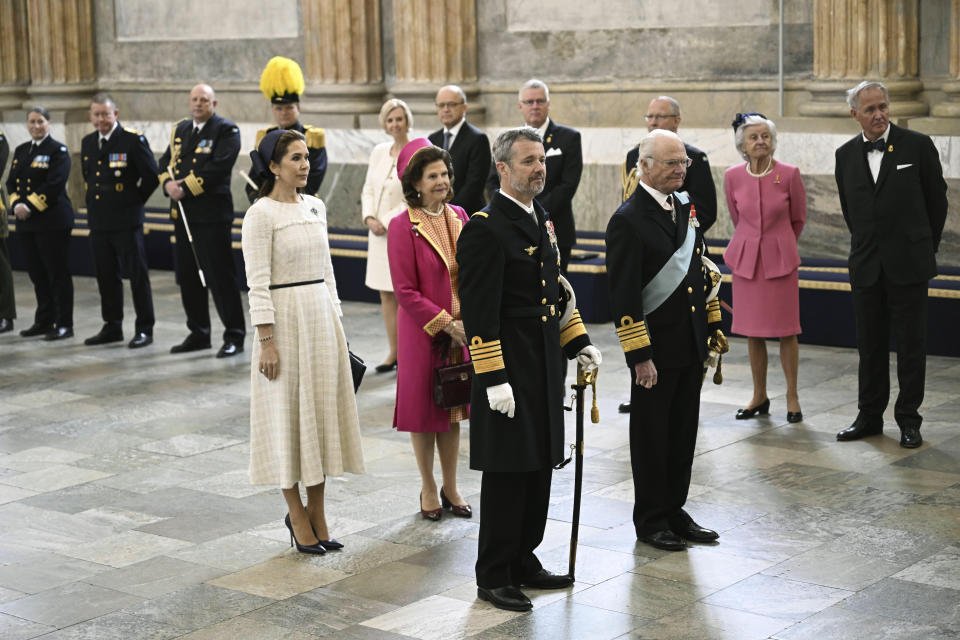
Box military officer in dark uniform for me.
[81,93,160,349]
[0,127,16,333]
[457,127,602,612]
[6,106,75,340]
[606,129,725,552]
[158,84,245,357]
[245,57,327,203]
[618,95,718,414]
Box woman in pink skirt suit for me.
[724,113,806,423]
[388,138,472,521]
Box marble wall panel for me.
[114,0,299,41]
[505,0,774,30]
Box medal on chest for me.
[545,220,560,266]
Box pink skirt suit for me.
[387,204,471,433]
[723,161,806,338]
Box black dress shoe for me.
[899,426,922,449]
[216,342,244,358]
[170,335,211,354]
[618,401,631,414]
[44,326,74,341]
[20,323,53,337]
[786,411,803,423]
[84,325,124,346]
[736,398,770,419]
[0,318,12,333]
[374,360,397,373]
[670,520,719,543]
[639,529,686,551]
[836,418,883,441]
[477,586,532,612]
[128,332,153,349]
[317,538,344,550]
[520,569,573,589]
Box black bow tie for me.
[864,138,886,153]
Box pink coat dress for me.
[723,160,806,338]
[388,204,471,432]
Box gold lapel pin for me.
[524,246,537,256]
[888,144,893,152]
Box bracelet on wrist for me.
[257,335,274,343]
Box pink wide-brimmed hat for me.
[397,137,434,180]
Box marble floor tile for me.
[0,585,27,603]
[325,559,473,606]
[359,512,480,548]
[168,531,290,572]
[179,469,275,498]
[477,599,641,640]
[869,502,960,541]
[630,601,791,640]
[120,583,273,635]
[773,605,956,640]
[70,506,168,533]
[86,555,227,598]
[6,389,89,409]
[572,572,705,618]
[242,587,397,636]
[0,581,144,629]
[138,433,244,458]
[61,530,193,568]
[207,554,347,599]
[19,483,141,515]
[174,615,322,640]
[28,610,183,640]
[397,537,479,577]
[892,545,960,590]
[0,464,113,493]
[0,446,91,472]
[701,573,853,621]
[306,534,423,574]
[361,594,519,640]
[761,546,903,591]
[535,542,647,586]
[0,485,38,505]
[0,612,55,640]
[635,545,775,591]
[820,524,947,565]
[840,577,960,633]
[0,553,109,594]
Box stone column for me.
[799,0,926,117]
[24,0,97,110]
[390,0,483,122]
[931,0,960,117]
[301,0,386,127]
[0,0,30,109]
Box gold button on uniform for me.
[690,306,696,312]
[541,298,547,304]
[696,248,701,255]
[541,316,547,323]
[541,280,546,286]
[687,286,693,294]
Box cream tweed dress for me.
[242,194,364,488]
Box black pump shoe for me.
[786,411,803,423]
[284,514,325,555]
[736,398,770,420]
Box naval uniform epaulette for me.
[470,211,488,218]
[255,127,271,149]
[303,125,325,150]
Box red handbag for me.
[433,362,473,409]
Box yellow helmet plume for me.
[259,57,305,104]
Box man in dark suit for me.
[245,56,326,203]
[485,79,583,274]
[834,80,948,449]
[158,84,245,358]
[0,128,15,333]
[618,96,718,414]
[606,129,724,552]
[81,93,160,349]
[457,127,601,612]
[428,85,491,214]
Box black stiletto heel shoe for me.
[285,514,325,554]
[786,411,803,423]
[736,398,770,420]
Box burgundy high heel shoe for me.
[420,492,442,521]
[440,487,472,518]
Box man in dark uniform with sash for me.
[81,92,160,349]
[457,126,602,612]
[245,57,327,203]
[606,129,724,552]
[158,84,245,357]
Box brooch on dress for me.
[310,207,318,215]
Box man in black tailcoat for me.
[457,126,601,612]
[81,92,160,349]
[158,84,245,358]
[606,129,724,552]
[429,84,491,214]
[834,80,948,449]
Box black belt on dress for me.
[502,304,556,318]
[268,278,325,290]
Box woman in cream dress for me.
[242,129,364,554]
[361,99,413,372]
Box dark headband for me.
[249,129,287,183]
[731,112,768,133]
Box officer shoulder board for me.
[124,126,142,135]
[303,125,325,150]
[255,127,272,149]
[470,211,488,218]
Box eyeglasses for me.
[520,98,548,106]
[644,113,679,121]
[648,156,692,169]
[436,102,464,110]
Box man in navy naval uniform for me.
[485,79,583,275]
[245,57,327,204]
[81,92,160,349]
[458,127,601,612]
[834,80,948,449]
[158,84,245,357]
[606,129,724,552]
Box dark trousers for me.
[0,237,15,319]
[476,467,551,588]
[91,228,154,333]
[629,362,702,536]
[174,219,245,344]
[851,272,928,429]
[19,229,73,328]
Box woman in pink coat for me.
[388,138,472,521]
[724,114,806,423]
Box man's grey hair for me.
[91,92,116,109]
[439,84,467,104]
[519,78,550,101]
[651,95,681,117]
[492,126,543,165]
[638,129,683,169]
[734,115,778,161]
[846,81,889,111]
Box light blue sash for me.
[642,195,694,314]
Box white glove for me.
[576,345,602,372]
[486,382,515,419]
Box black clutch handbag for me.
[433,361,472,409]
[349,350,366,393]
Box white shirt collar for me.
[534,117,550,141]
[638,179,673,211]
[499,190,536,216]
[100,121,119,142]
[32,134,49,147]
[861,124,890,146]
[444,117,466,137]
[192,120,207,132]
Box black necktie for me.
[864,138,885,153]
[665,195,676,224]
[98,137,105,150]
[194,126,200,138]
